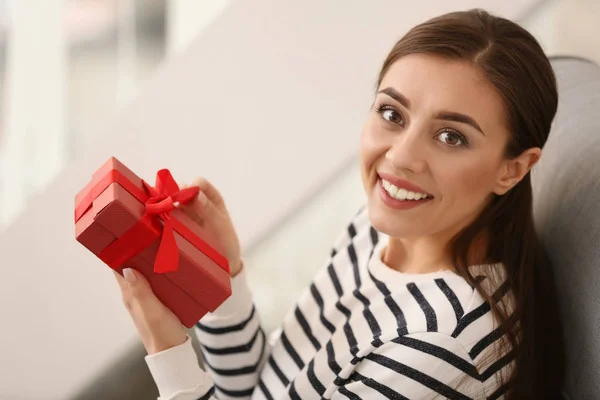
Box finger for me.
[177,189,207,226]
[116,267,157,305]
[181,180,219,222]
[114,270,128,290]
[189,189,218,222]
[178,182,204,221]
[180,202,205,227]
[191,177,224,207]
[114,267,150,286]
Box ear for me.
[493,147,542,195]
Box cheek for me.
[360,119,387,180]
[434,155,500,211]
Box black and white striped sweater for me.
[145,207,513,399]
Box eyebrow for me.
[378,87,411,109]
[435,111,485,136]
[377,86,486,136]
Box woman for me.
[115,9,565,399]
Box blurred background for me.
[0,0,598,399]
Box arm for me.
[187,206,370,398]
[193,266,269,399]
[145,337,216,400]
[144,266,269,400]
[143,206,369,399]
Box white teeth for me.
[381,179,429,201]
[388,184,398,197]
[396,188,408,200]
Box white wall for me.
[245,160,366,336]
[166,0,232,56]
[524,0,600,65]
[0,1,539,398]
[1,0,67,227]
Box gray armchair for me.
[532,56,600,399]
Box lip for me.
[377,172,432,196]
[377,178,433,210]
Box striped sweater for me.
[145,207,513,399]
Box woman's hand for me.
[114,177,242,355]
[181,177,243,277]
[114,268,187,355]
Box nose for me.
[385,127,428,174]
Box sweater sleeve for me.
[144,266,268,400]
[145,336,217,400]
[193,265,269,399]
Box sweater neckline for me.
[367,235,463,285]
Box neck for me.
[383,235,453,274]
[382,229,490,274]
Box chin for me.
[367,200,413,238]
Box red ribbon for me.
[75,167,229,275]
[141,170,199,273]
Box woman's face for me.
[360,54,520,240]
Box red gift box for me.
[74,157,231,328]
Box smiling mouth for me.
[380,178,433,201]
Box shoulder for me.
[351,276,509,399]
[386,263,511,341]
[349,331,486,399]
[450,264,515,397]
[367,267,511,393]
[452,263,512,350]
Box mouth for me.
[376,174,433,210]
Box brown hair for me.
[376,9,566,399]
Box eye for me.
[375,104,404,125]
[436,129,469,148]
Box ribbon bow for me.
[143,169,199,273]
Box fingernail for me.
[198,191,208,206]
[123,268,137,283]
